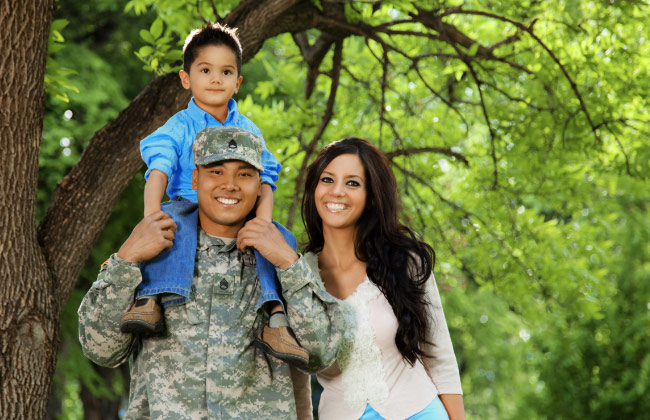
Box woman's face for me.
[314,153,367,231]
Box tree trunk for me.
[0,0,57,418]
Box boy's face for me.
[180,44,243,118]
[191,160,261,238]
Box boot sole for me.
[253,337,309,367]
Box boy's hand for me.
[117,211,177,263]
[237,218,298,269]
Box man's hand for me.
[117,211,177,263]
[237,218,299,269]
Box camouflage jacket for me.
[78,230,343,419]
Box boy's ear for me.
[179,70,191,90]
[192,168,199,190]
[234,75,243,94]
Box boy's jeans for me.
[136,199,296,309]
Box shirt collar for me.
[197,229,238,254]
[187,97,238,126]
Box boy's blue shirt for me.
[140,97,281,202]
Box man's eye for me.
[240,172,252,177]
[320,177,333,183]
[210,170,222,175]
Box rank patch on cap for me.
[228,139,237,149]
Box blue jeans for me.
[360,396,449,420]
[136,199,295,310]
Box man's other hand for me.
[237,218,298,269]
[117,211,177,262]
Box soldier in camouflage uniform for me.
[79,126,343,419]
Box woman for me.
[297,138,465,420]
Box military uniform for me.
[79,230,343,419]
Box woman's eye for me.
[320,176,333,183]
[347,180,361,187]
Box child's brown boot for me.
[120,297,165,335]
[254,312,309,367]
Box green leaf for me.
[165,50,183,61]
[50,19,69,32]
[139,29,155,45]
[150,18,163,39]
[138,46,154,57]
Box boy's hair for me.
[182,22,243,75]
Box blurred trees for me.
[3,0,648,418]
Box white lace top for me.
[304,252,463,420]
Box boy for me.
[120,22,307,365]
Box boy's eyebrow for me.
[196,61,236,69]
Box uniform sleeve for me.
[277,256,344,372]
[77,254,140,368]
[245,123,281,191]
[423,273,463,395]
[140,117,183,180]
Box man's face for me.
[192,160,261,237]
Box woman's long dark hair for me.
[302,137,436,366]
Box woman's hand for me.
[236,218,299,269]
[439,394,466,420]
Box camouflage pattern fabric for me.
[193,126,264,170]
[78,230,344,419]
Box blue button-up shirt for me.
[140,98,281,201]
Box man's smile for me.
[216,196,240,205]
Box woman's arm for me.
[422,273,465,410]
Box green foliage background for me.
[41,0,649,418]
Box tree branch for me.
[391,161,551,300]
[445,38,499,189]
[292,31,338,98]
[438,7,601,143]
[386,147,469,166]
[286,39,343,229]
[379,48,388,148]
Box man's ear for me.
[257,176,262,197]
[179,70,191,90]
[192,168,199,190]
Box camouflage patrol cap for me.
[193,126,264,171]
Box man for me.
[78,126,342,419]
